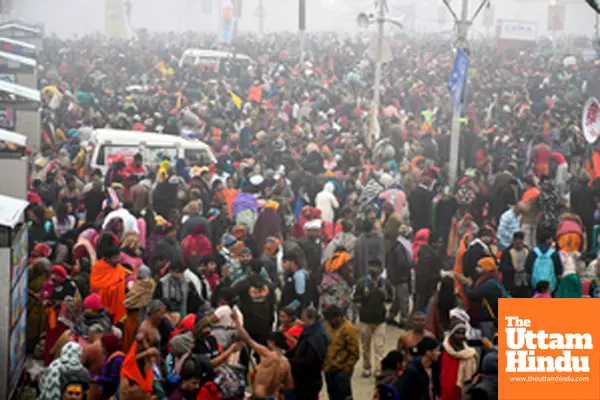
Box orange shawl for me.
[120,342,153,394]
[90,259,127,324]
[521,187,540,203]
[453,233,473,303]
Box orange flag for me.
[248,86,262,102]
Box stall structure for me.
[0,37,36,60]
[0,79,40,152]
[0,194,30,399]
[0,129,28,199]
[0,50,36,89]
[0,22,43,51]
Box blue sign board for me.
[448,48,470,106]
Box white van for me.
[88,129,216,175]
[178,48,252,70]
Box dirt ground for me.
[320,324,404,400]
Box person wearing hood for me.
[288,307,330,400]
[153,169,179,219]
[456,257,509,339]
[463,351,498,400]
[353,218,386,280]
[232,186,259,233]
[253,200,283,252]
[408,173,435,232]
[179,200,210,242]
[386,224,414,328]
[396,337,441,400]
[156,222,184,267]
[94,334,125,399]
[91,233,128,325]
[415,232,444,312]
[462,228,494,282]
[181,222,212,266]
[315,181,339,224]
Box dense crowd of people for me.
[19,29,600,399]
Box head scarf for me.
[130,184,149,213]
[121,231,142,251]
[170,332,194,357]
[31,243,52,260]
[263,237,281,257]
[101,333,122,356]
[264,200,280,211]
[182,200,202,216]
[192,222,206,236]
[325,251,352,273]
[477,257,497,272]
[51,265,67,281]
[39,343,84,400]
[83,293,104,312]
[221,233,237,248]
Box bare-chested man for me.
[232,310,294,399]
[396,311,435,359]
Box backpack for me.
[480,278,512,321]
[531,248,557,292]
[377,383,400,400]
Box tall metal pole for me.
[299,0,306,64]
[371,0,385,145]
[448,0,469,188]
[258,0,264,36]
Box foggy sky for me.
[10,0,598,38]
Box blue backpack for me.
[377,383,400,400]
[531,248,557,292]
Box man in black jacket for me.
[353,259,393,378]
[232,259,276,346]
[462,228,494,281]
[408,175,435,232]
[386,225,414,328]
[499,231,531,298]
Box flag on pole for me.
[230,91,242,109]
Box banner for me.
[583,97,600,144]
[105,0,128,40]
[219,2,234,43]
[548,5,565,32]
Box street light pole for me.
[299,0,306,64]
[448,0,469,188]
[370,0,385,146]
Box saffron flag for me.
[231,91,242,109]
[248,86,262,103]
[175,92,182,110]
